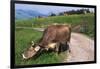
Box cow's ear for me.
[34,46,40,51]
[31,41,34,46]
[29,46,34,50]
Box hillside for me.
[15,14,95,38]
[15,9,47,19]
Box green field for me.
[15,14,95,65]
[16,14,95,37]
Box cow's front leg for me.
[55,43,60,56]
[44,47,49,51]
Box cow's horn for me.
[22,54,27,59]
[31,41,34,45]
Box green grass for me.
[15,18,35,27]
[16,14,94,27]
[15,29,67,65]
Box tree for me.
[59,12,64,16]
[50,13,56,16]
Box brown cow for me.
[22,24,71,59]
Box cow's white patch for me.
[22,54,27,59]
[48,43,57,48]
[34,46,40,51]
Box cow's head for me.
[22,41,41,59]
[22,41,59,59]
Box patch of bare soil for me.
[63,33,94,62]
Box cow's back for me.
[48,25,71,43]
[39,24,71,47]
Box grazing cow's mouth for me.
[22,46,41,59]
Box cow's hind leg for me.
[66,42,71,54]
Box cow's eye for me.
[28,48,32,51]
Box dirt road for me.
[64,33,94,62]
[16,27,95,62]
